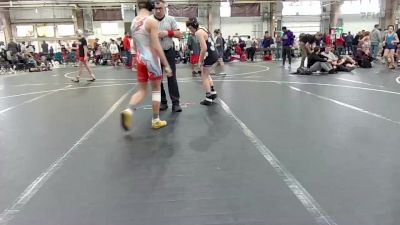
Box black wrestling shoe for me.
[200,99,213,106]
[172,104,182,112]
[209,91,217,100]
[160,103,168,111]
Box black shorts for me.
[203,53,218,67]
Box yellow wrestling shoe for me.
[151,119,167,129]
[121,109,133,131]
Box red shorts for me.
[190,54,200,64]
[136,61,162,83]
[78,56,85,62]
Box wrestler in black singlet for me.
[198,28,219,67]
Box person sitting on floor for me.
[321,45,355,72]
[355,44,373,68]
[307,47,335,74]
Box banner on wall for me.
[231,3,260,17]
[167,5,198,18]
[93,8,123,21]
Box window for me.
[282,1,321,16]
[16,25,34,37]
[101,23,119,35]
[57,24,75,36]
[220,2,231,17]
[37,25,55,37]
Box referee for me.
[153,0,183,112]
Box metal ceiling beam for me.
[1,0,341,8]
[1,0,285,7]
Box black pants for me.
[352,45,358,57]
[246,47,255,61]
[161,48,180,105]
[282,46,292,65]
[346,43,352,54]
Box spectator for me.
[315,32,323,47]
[187,31,201,76]
[299,33,315,68]
[0,41,5,51]
[361,31,371,48]
[261,32,274,55]
[281,27,294,66]
[226,36,234,49]
[123,32,131,68]
[93,38,101,65]
[355,44,373,68]
[109,39,119,66]
[307,47,335,73]
[321,45,355,72]
[336,34,345,55]
[275,32,282,60]
[55,40,62,53]
[49,46,54,59]
[245,36,253,61]
[41,41,49,55]
[20,41,26,53]
[213,29,226,74]
[352,32,361,56]
[325,33,332,46]
[71,41,79,66]
[7,40,18,55]
[370,24,381,60]
[345,32,354,54]
[26,41,35,53]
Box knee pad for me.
[152,91,161,102]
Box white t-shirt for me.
[26,45,35,53]
[246,40,253,48]
[321,51,338,61]
[109,43,119,54]
[54,43,62,53]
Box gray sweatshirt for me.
[187,34,200,55]
[370,28,381,43]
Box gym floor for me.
[0,60,399,225]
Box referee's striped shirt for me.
[152,15,179,50]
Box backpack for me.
[345,35,353,43]
[296,67,312,75]
[300,34,315,44]
[359,59,372,68]
[263,55,272,61]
